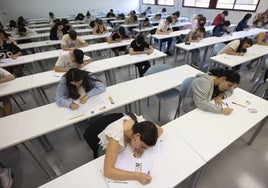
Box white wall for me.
[140,0,268,24]
[0,0,139,24]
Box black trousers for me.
[83,113,124,159]
[135,61,151,77]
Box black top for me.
[106,12,115,18]
[109,31,130,41]
[0,40,22,59]
[130,40,149,51]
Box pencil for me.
[69,114,85,120]
[231,102,247,108]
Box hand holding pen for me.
[70,101,79,110]
[221,102,233,115]
[137,172,152,185]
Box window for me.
[142,0,175,6]
[182,0,260,11]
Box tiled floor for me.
[0,45,268,188]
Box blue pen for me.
[226,102,229,108]
[147,171,150,175]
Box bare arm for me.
[0,74,15,84]
[108,37,121,43]
[258,33,268,45]
[11,51,23,60]
[225,47,244,56]
[103,137,151,184]
[54,66,69,72]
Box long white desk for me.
[39,125,205,188]
[0,49,166,98]
[32,24,90,33]
[0,65,200,179]
[170,88,268,161]
[17,32,112,50]
[0,39,133,68]
[210,44,268,69]
[175,28,267,66]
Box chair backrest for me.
[181,76,195,99]
[145,64,171,76]
[211,43,226,56]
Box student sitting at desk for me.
[106,9,116,18]
[0,29,17,45]
[256,32,268,45]
[186,26,205,69]
[212,10,228,26]
[130,35,154,77]
[84,11,92,24]
[61,30,89,51]
[0,68,15,117]
[54,49,92,72]
[49,21,67,40]
[0,34,23,77]
[212,20,231,37]
[93,19,108,43]
[84,112,163,184]
[62,18,73,33]
[182,68,240,115]
[156,16,173,56]
[55,68,105,110]
[235,13,252,31]
[218,37,253,70]
[108,26,132,56]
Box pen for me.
[148,171,150,175]
[69,114,85,120]
[231,102,247,108]
[107,181,128,184]
[225,102,229,108]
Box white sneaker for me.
[0,168,12,188]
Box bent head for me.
[131,121,158,151]
[210,68,240,91]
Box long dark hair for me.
[127,113,158,146]
[236,37,253,52]
[0,29,11,39]
[65,68,99,100]
[209,68,240,84]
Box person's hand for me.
[70,103,79,110]
[238,53,245,56]
[221,107,233,115]
[136,172,152,185]
[11,54,18,60]
[133,148,143,158]
[79,95,88,104]
[214,96,224,106]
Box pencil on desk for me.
[231,102,247,108]
[69,114,85,120]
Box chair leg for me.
[158,99,161,121]
[74,124,82,140]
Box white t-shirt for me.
[0,68,11,79]
[61,34,86,48]
[98,114,146,152]
[157,20,172,32]
[55,52,91,68]
[218,40,240,55]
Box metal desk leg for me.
[104,71,110,86]
[174,46,178,63]
[185,51,190,65]
[247,116,268,145]
[188,167,203,188]
[18,141,57,179]
[201,46,209,63]
[163,57,166,64]
[251,57,264,82]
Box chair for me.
[174,76,195,119]
[145,64,180,121]
[207,43,226,71]
[83,113,124,159]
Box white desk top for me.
[170,88,268,161]
[0,65,200,151]
[39,125,205,188]
[125,65,201,101]
[1,39,133,68]
[0,49,165,97]
[32,24,90,33]
[210,44,268,68]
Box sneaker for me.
[0,168,12,188]
[165,51,172,56]
[191,63,200,69]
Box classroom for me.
[0,0,268,187]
